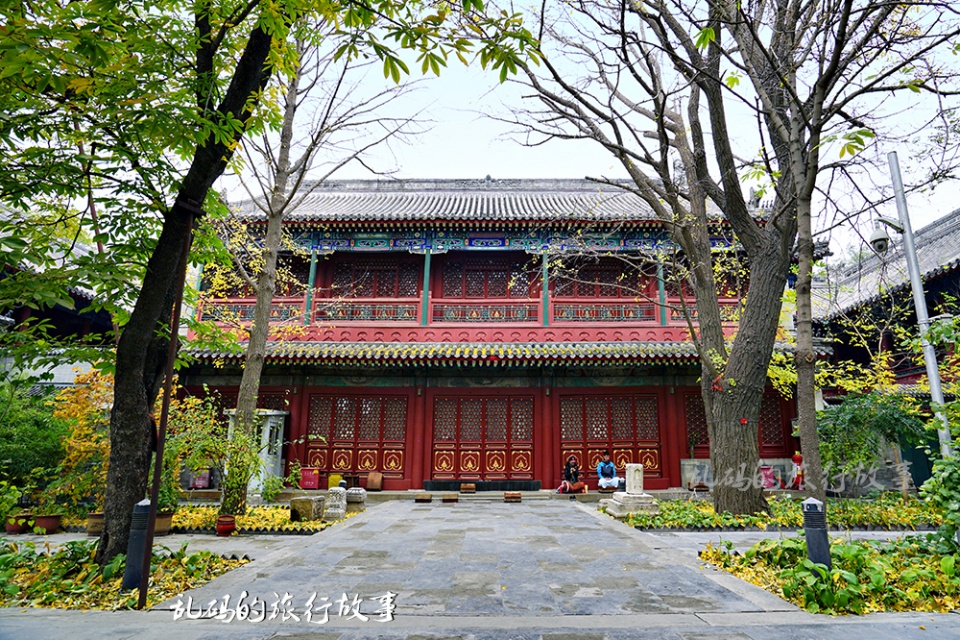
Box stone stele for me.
[599,463,659,519]
[625,463,644,494]
[324,486,347,521]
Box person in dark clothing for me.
[559,455,587,495]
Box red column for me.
[540,385,555,489]
[409,386,426,489]
[662,386,681,488]
[294,386,311,468]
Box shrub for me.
[817,392,927,478]
[702,534,960,614]
[0,539,247,609]
[0,383,70,485]
[41,370,112,515]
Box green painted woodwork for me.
[657,263,667,326]
[421,248,432,327]
[304,249,318,325]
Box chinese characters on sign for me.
[171,591,397,623]
[687,461,912,494]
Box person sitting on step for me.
[559,455,587,497]
[596,450,619,491]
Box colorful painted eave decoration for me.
[253,228,742,255]
[188,341,829,368]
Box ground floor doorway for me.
[186,378,796,491]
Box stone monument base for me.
[289,496,325,522]
[599,491,659,519]
[345,487,367,514]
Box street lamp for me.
[870,151,954,457]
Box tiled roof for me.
[815,207,960,319]
[236,178,665,224]
[187,340,828,367]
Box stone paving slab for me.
[2,608,959,640]
[1,500,959,639]
[164,500,773,618]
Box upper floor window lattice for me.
[332,259,419,298]
[555,258,658,298]
[441,256,531,298]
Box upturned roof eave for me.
[185,340,828,368]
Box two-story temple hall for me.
[184,179,799,491]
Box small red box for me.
[300,467,320,490]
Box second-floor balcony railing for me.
[315,298,419,323]
[199,298,303,323]
[197,295,741,328]
[667,299,741,323]
[553,300,657,323]
[431,300,539,323]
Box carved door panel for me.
[305,394,408,479]
[431,394,535,480]
[558,393,663,482]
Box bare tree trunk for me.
[708,378,766,514]
[795,198,827,502]
[217,39,421,513]
[705,235,791,514]
[220,66,301,516]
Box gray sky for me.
[227,59,957,257]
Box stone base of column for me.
[599,491,659,519]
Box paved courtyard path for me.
[2,499,958,639]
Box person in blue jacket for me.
[597,450,619,490]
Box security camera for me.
[869,225,890,254]
[877,216,903,233]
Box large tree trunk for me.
[706,233,792,514]
[97,26,275,565]
[96,211,192,564]
[707,377,766,514]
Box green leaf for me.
[941,555,955,577]
[723,71,741,88]
[695,27,716,50]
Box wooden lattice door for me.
[682,390,792,458]
[558,393,664,481]
[305,394,408,480]
[431,395,535,480]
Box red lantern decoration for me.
[790,451,804,490]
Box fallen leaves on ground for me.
[700,533,960,615]
[623,494,941,530]
[171,505,342,533]
[0,539,247,610]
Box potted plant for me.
[153,443,183,536]
[216,514,236,536]
[32,489,66,534]
[85,511,105,537]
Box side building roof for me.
[815,207,960,320]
